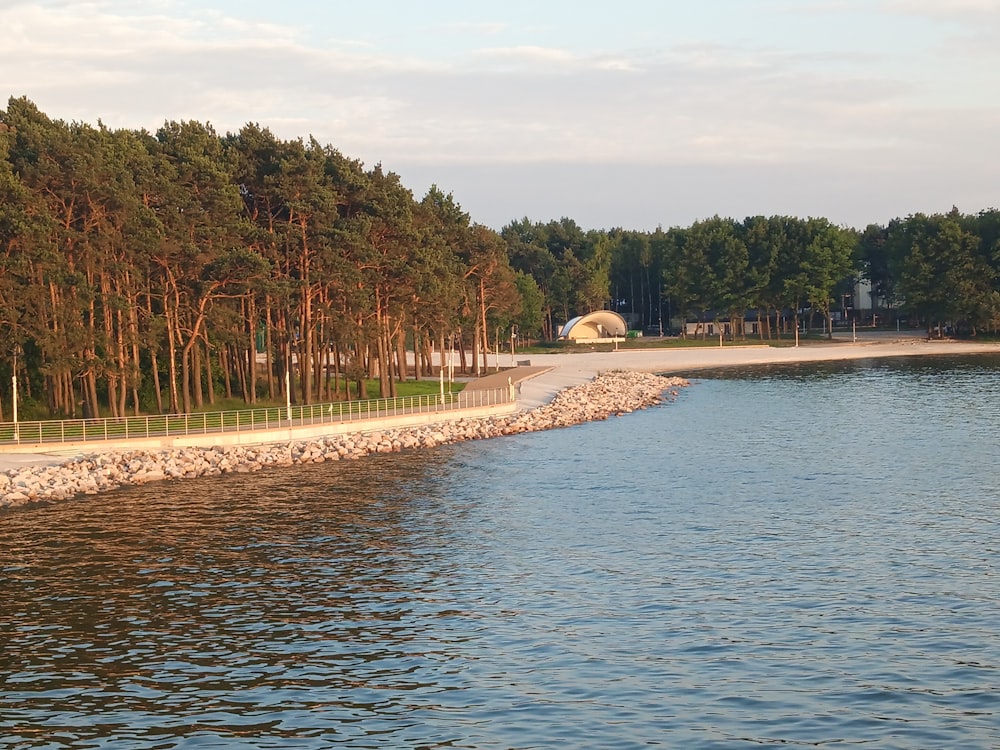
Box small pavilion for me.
[558,311,628,341]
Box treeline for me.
[507,215,857,339]
[0,97,536,419]
[508,210,1000,341]
[2,97,999,419]
[860,210,1000,332]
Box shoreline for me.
[2,334,999,510]
[0,371,686,510]
[513,332,1000,408]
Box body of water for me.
[2,354,998,748]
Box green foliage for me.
[0,97,529,418]
[513,272,545,338]
[887,210,995,332]
[3,96,999,426]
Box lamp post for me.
[448,334,454,385]
[11,345,20,441]
[658,284,664,337]
[285,335,294,422]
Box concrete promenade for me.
[3,331,998,471]
[509,331,1000,408]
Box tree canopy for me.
[2,97,997,419]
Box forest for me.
[2,96,999,419]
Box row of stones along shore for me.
[1,371,688,509]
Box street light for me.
[285,367,292,422]
[448,334,455,385]
[11,345,20,441]
[495,326,501,372]
[285,334,294,422]
[658,283,664,337]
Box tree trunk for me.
[142,294,163,414]
[422,331,434,377]
[246,338,256,405]
[299,301,313,405]
[116,305,128,417]
[264,302,275,402]
[191,335,204,409]
[333,341,344,399]
[204,337,215,405]
[412,324,422,380]
[439,331,447,381]
[395,324,408,383]
[84,369,100,419]
[231,345,246,402]
[127,304,140,416]
[479,278,489,372]
[245,297,257,404]
[472,314,482,377]
[376,324,390,397]
[166,293,181,413]
[221,346,232,400]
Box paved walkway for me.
[461,366,552,391]
[486,331,1000,409]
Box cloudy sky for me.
[3,0,998,230]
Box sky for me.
[2,0,999,231]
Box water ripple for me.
[2,355,1000,748]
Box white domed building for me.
[557,311,628,341]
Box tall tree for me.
[502,218,560,339]
[858,223,893,316]
[151,119,245,413]
[889,211,992,334]
[413,187,468,377]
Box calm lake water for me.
[2,354,999,749]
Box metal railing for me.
[0,387,515,447]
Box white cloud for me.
[883,0,1000,19]
[470,45,577,67]
[438,21,509,36]
[2,0,998,227]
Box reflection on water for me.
[2,355,999,748]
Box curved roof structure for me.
[558,310,628,340]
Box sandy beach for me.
[3,330,998,473]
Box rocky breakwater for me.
[0,370,688,509]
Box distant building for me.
[559,311,628,341]
[683,319,762,337]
